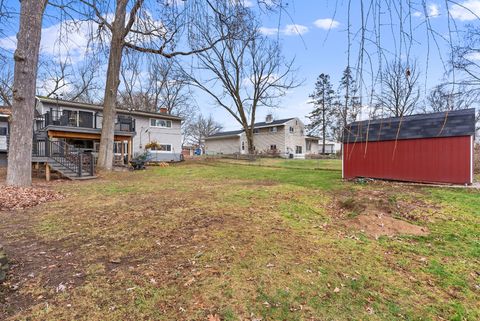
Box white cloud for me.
[283,24,309,36]
[412,11,423,17]
[0,20,97,64]
[427,3,440,17]
[259,27,278,36]
[450,0,480,21]
[313,18,340,30]
[259,24,309,36]
[466,51,480,61]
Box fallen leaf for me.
[207,314,221,321]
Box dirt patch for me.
[334,189,430,238]
[0,185,64,211]
[345,210,429,238]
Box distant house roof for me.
[207,118,295,139]
[36,96,182,121]
[344,108,476,143]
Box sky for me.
[0,0,479,131]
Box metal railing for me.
[33,138,95,177]
[39,110,135,133]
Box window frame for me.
[150,118,172,128]
[269,126,277,133]
[295,145,302,154]
[150,144,172,152]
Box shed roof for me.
[344,108,476,143]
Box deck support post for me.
[127,138,132,162]
[45,163,50,182]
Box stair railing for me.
[32,138,95,177]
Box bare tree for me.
[376,60,420,117]
[6,0,48,186]
[79,0,230,170]
[185,114,223,150]
[119,52,193,115]
[0,65,13,107]
[182,6,298,155]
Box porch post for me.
[128,138,132,162]
[120,139,125,165]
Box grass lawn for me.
[1,160,479,320]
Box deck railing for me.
[39,110,135,133]
[33,138,95,177]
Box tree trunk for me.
[322,112,326,155]
[96,1,128,171]
[245,129,255,159]
[6,0,47,187]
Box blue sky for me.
[1,0,479,130]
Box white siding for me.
[134,116,182,158]
[284,118,306,158]
[205,136,241,154]
[239,126,287,155]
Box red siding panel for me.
[343,136,472,184]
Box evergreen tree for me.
[307,73,335,154]
[335,66,361,143]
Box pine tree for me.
[307,74,335,154]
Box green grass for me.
[1,160,479,321]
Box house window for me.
[295,146,302,154]
[241,141,245,150]
[151,144,172,152]
[306,141,311,151]
[270,144,277,150]
[269,126,277,133]
[253,128,259,134]
[150,118,172,128]
[289,127,294,133]
[0,127,7,136]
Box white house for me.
[205,115,337,158]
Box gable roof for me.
[207,118,296,139]
[36,96,182,121]
[344,108,476,143]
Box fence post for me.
[78,154,83,177]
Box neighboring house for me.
[0,97,183,178]
[34,97,182,163]
[306,136,339,155]
[0,107,10,167]
[205,115,312,158]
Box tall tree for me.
[182,5,298,155]
[307,73,335,154]
[376,60,420,117]
[333,66,360,143]
[80,0,227,170]
[6,0,48,186]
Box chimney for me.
[265,114,273,123]
[159,107,168,114]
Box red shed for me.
[342,109,476,185]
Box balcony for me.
[40,110,135,133]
